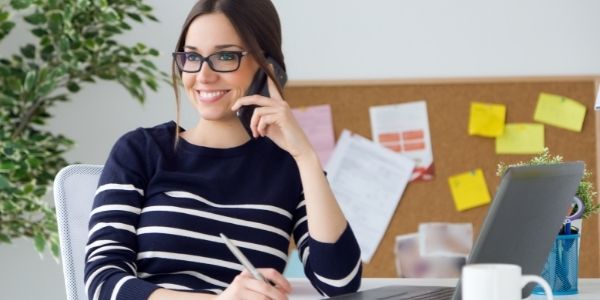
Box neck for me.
[182,118,250,148]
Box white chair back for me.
[54,164,103,300]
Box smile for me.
[196,89,229,103]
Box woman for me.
[84,0,362,299]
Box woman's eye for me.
[217,52,236,61]
[186,53,201,61]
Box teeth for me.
[199,90,226,98]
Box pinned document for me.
[534,93,586,132]
[448,168,491,211]
[370,101,434,181]
[326,130,415,262]
[495,123,545,154]
[291,104,336,166]
[468,102,506,137]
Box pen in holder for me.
[534,198,584,296]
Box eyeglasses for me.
[172,51,248,73]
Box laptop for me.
[329,162,584,300]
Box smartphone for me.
[237,56,287,137]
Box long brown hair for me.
[171,0,286,144]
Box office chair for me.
[54,164,103,300]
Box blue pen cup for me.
[533,233,580,295]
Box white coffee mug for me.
[462,263,553,300]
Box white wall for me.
[2,0,600,299]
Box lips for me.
[196,89,229,103]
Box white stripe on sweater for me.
[110,275,135,300]
[95,183,144,196]
[137,251,243,271]
[85,239,119,253]
[141,206,290,239]
[90,204,141,216]
[137,226,287,262]
[314,258,361,288]
[157,283,192,290]
[293,216,307,231]
[88,222,136,238]
[88,245,133,262]
[138,270,229,288]
[91,282,103,300]
[166,191,292,219]
[85,265,125,295]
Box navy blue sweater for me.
[84,122,362,299]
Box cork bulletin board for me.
[284,79,599,277]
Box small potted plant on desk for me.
[497,148,599,295]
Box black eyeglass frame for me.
[172,51,249,73]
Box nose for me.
[195,61,218,83]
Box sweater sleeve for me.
[292,197,362,297]
[84,130,160,300]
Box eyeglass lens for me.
[174,52,242,72]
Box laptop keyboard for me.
[384,287,455,300]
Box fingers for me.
[231,271,289,300]
[266,64,283,101]
[250,106,280,137]
[260,268,293,294]
[231,95,272,111]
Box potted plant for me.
[497,148,599,295]
[0,0,167,258]
[496,148,599,221]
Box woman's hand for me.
[231,75,315,161]
[217,268,292,300]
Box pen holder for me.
[533,233,580,295]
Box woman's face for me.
[181,13,259,122]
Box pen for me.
[220,233,275,286]
[564,219,571,235]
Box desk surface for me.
[288,278,600,299]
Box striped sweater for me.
[84,121,362,300]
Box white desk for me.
[289,278,600,299]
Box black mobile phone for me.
[237,56,287,137]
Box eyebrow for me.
[184,44,244,51]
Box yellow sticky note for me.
[495,123,544,154]
[448,168,491,211]
[468,102,506,137]
[534,93,586,132]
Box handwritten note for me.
[291,104,336,166]
[534,93,586,132]
[326,130,415,262]
[448,169,491,211]
[468,102,506,137]
[495,123,545,154]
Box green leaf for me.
[10,0,33,10]
[30,28,47,38]
[7,77,21,91]
[148,48,159,56]
[66,82,80,92]
[0,20,15,33]
[0,174,10,188]
[126,12,142,22]
[20,44,36,59]
[46,10,64,34]
[0,11,10,22]
[50,239,60,258]
[34,232,45,253]
[140,59,155,69]
[24,70,36,92]
[0,233,10,244]
[145,78,158,91]
[24,12,46,25]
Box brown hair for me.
[171,0,286,143]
